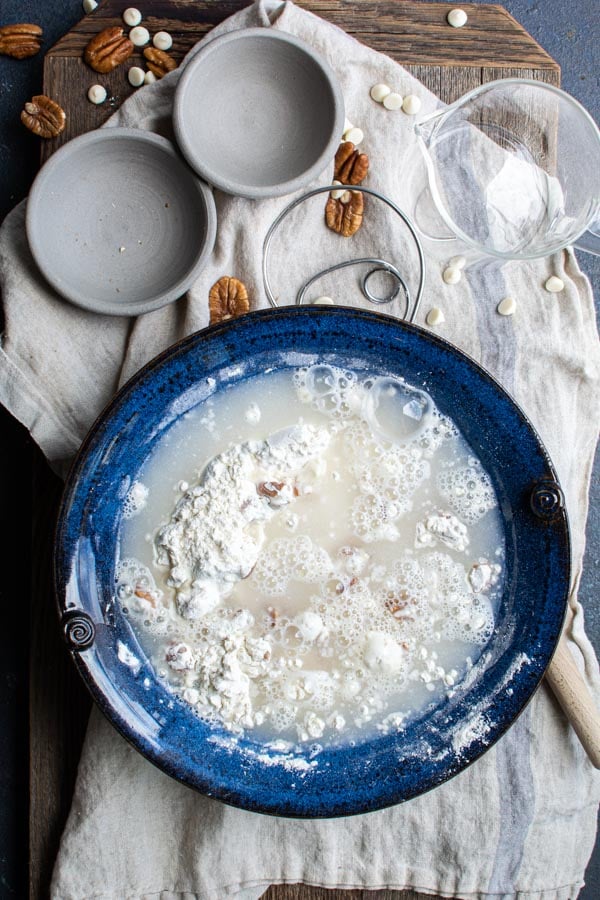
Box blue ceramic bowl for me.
[55,308,569,817]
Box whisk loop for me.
[262,184,425,323]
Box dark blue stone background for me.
[0,0,597,896]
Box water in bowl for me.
[117,364,505,746]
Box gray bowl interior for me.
[27,132,212,313]
[176,32,341,193]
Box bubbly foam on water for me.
[251,535,333,597]
[437,459,497,523]
[294,365,361,420]
[122,481,149,519]
[117,364,505,745]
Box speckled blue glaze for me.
[54,308,570,818]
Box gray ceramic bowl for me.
[26,128,217,316]
[173,28,345,199]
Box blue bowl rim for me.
[54,306,570,817]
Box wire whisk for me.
[262,184,425,323]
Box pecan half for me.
[134,587,157,608]
[257,481,285,498]
[84,26,133,73]
[21,95,66,138]
[385,589,415,621]
[325,191,364,237]
[143,46,177,79]
[334,141,369,185]
[209,276,250,324]
[0,23,42,58]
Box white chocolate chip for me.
[342,117,354,137]
[443,265,462,285]
[383,92,403,110]
[447,8,468,27]
[449,255,467,270]
[128,66,145,87]
[313,296,335,305]
[497,296,516,316]
[153,31,173,51]
[426,307,445,326]
[330,180,345,200]
[545,276,565,293]
[144,70,157,85]
[122,7,142,26]
[129,25,150,46]
[82,0,98,12]
[370,83,391,103]
[340,190,352,204]
[402,94,422,115]
[87,84,107,104]
[344,127,364,146]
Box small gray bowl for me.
[26,128,217,316]
[173,28,345,199]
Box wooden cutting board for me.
[31,3,559,898]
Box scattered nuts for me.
[449,255,467,270]
[153,31,173,51]
[402,94,422,115]
[426,307,445,326]
[326,143,368,238]
[84,26,133,73]
[334,141,369,185]
[330,180,345,200]
[0,24,42,59]
[383,92,403,110]
[21,94,66,138]
[370,83,391,103]
[87,84,107,104]
[447,8,468,27]
[325,191,364,237]
[129,25,150,47]
[545,275,564,293]
[144,70,157,85]
[443,265,462,285]
[143,46,177,78]
[312,296,335,305]
[209,276,250,324]
[497,296,516,316]
[82,0,98,12]
[122,7,142,27]
[344,126,364,146]
[128,65,145,87]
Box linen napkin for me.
[0,2,599,898]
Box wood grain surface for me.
[31,2,560,898]
[40,0,559,162]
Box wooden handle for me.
[545,637,600,769]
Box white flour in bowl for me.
[117,365,504,744]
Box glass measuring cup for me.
[413,79,600,261]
